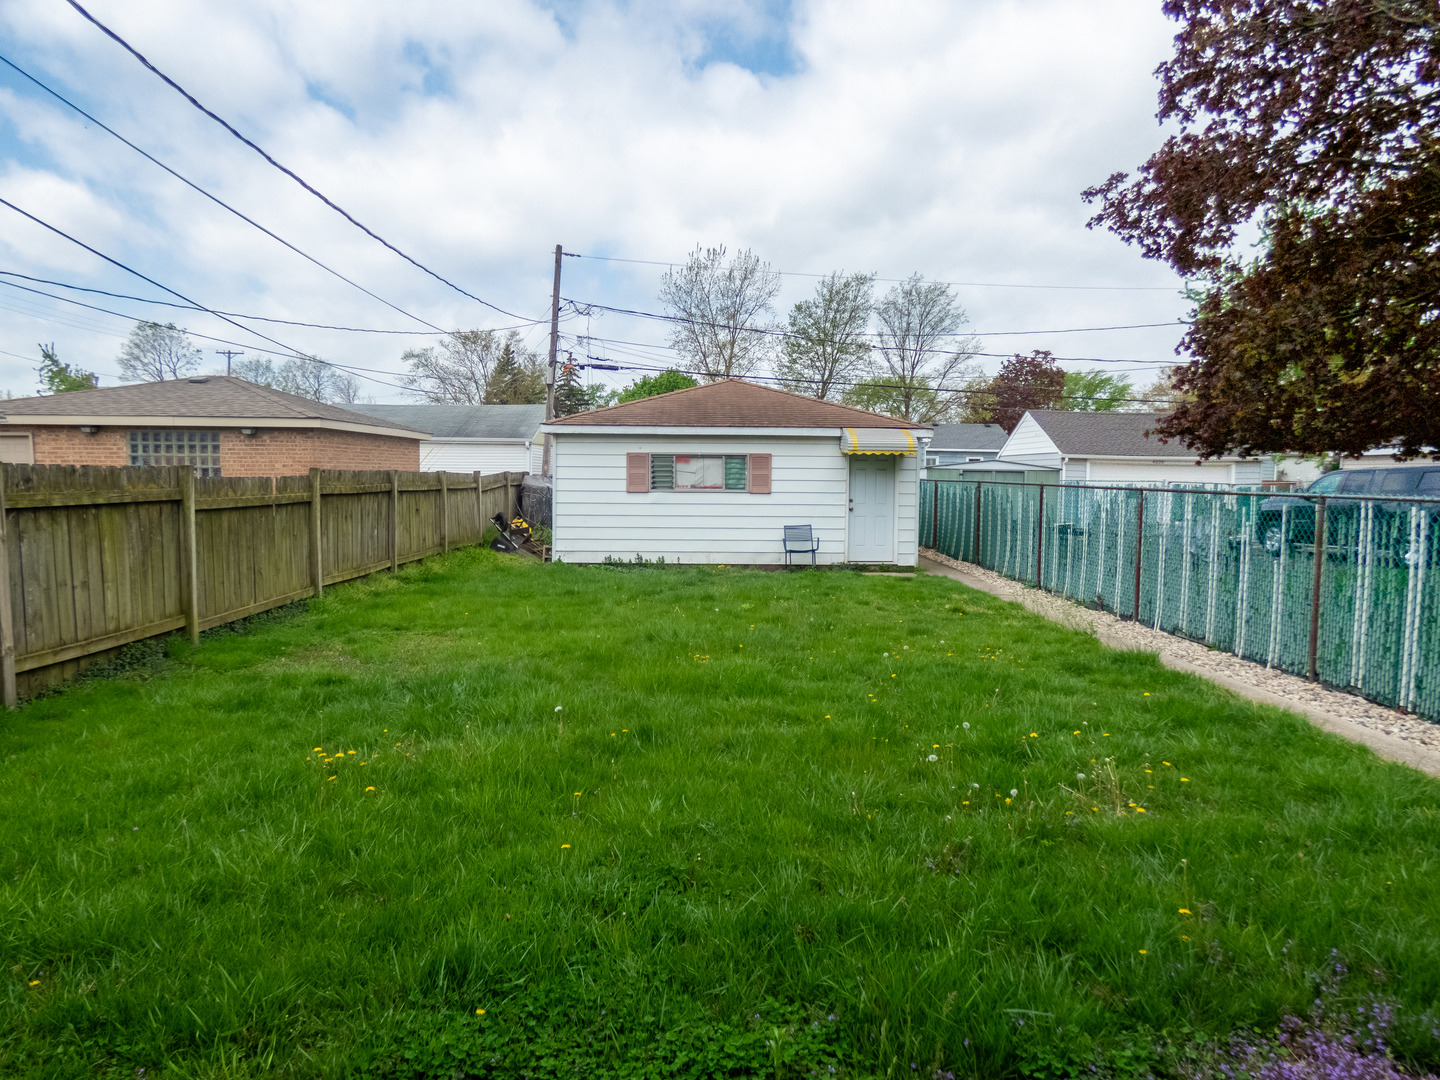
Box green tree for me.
[872,275,981,423]
[776,272,875,400]
[1062,370,1134,412]
[36,343,96,394]
[484,342,546,404]
[117,321,200,382]
[659,245,780,381]
[553,359,591,417]
[616,370,699,404]
[843,377,943,421]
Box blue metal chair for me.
[783,524,821,565]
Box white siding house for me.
[543,381,928,566]
[352,404,543,474]
[997,411,1275,488]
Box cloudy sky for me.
[0,0,1189,403]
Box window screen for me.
[128,429,222,476]
[649,454,746,491]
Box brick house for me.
[0,376,426,476]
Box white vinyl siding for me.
[1063,458,1088,483]
[996,414,1062,469]
[417,440,534,474]
[552,433,920,566]
[1085,460,1239,486]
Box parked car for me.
[1254,465,1440,558]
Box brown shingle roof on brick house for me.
[546,379,931,429]
[0,377,427,476]
[0,376,428,436]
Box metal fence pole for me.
[974,483,982,565]
[1036,485,1045,587]
[1307,496,1327,682]
[931,481,939,549]
[1132,490,1145,621]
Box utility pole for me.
[543,244,562,477]
[215,348,243,376]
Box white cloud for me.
[0,0,1189,399]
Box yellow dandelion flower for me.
[1178,908,1191,914]
[1136,808,1146,813]
[1163,761,1172,766]
[1143,693,1150,697]
[28,979,40,986]
[313,747,323,752]
[1138,949,1147,955]
[347,750,356,755]
[1181,778,1190,782]
[477,1008,486,1015]
[1181,934,1190,941]
[328,776,337,781]
[561,844,570,849]
[365,786,375,792]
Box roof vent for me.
[187,376,209,384]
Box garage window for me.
[627,453,770,494]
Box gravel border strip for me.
[918,549,1440,779]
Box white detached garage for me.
[542,380,931,566]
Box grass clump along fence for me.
[2,550,1438,1079]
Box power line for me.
[0,52,476,338]
[564,350,1180,408]
[563,303,1180,365]
[564,251,1185,292]
[0,199,414,392]
[66,0,536,323]
[0,270,561,337]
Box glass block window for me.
[128,429,222,476]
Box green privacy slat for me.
[922,480,1439,724]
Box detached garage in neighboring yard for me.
[353,404,544,474]
[542,380,931,566]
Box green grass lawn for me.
[2,549,1438,1079]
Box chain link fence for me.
[920,479,1439,722]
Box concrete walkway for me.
[919,554,1440,780]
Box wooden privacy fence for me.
[0,464,525,703]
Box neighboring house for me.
[924,422,1007,473]
[1338,445,1439,471]
[542,379,931,566]
[0,376,424,475]
[997,410,1275,487]
[353,404,544,474]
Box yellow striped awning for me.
[841,428,917,455]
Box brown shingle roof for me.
[0,376,428,435]
[548,379,931,429]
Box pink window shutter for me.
[748,453,772,494]
[626,453,649,492]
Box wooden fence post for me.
[480,472,492,541]
[180,466,200,645]
[0,468,16,708]
[1132,490,1145,622]
[309,467,323,597]
[440,472,450,552]
[390,470,399,572]
[1308,496,1327,682]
